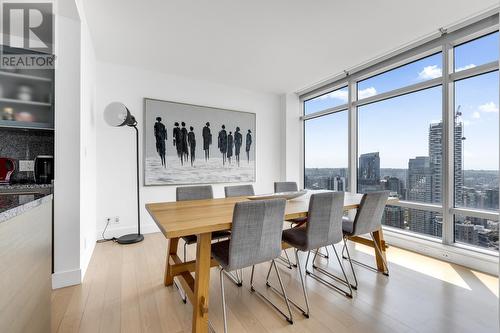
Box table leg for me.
[164,237,179,286]
[192,232,212,333]
[372,229,386,272]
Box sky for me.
[305,32,499,171]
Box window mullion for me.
[348,78,357,193]
[442,39,455,245]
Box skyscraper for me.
[407,156,434,235]
[428,122,464,205]
[358,152,380,193]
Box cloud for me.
[418,65,442,80]
[462,120,471,126]
[471,111,481,119]
[478,102,499,113]
[319,90,348,102]
[456,64,476,72]
[358,87,377,99]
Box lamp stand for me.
[117,124,144,244]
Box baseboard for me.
[96,223,160,241]
[384,230,499,276]
[52,269,82,289]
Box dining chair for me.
[274,181,330,264]
[341,191,390,289]
[212,199,293,332]
[224,184,255,197]
[280,191,352,318]
[175,185,232,302]
[222,184,256,286]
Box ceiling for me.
[82,0,498,94]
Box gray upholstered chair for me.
[341,191,390,288]
[274,181,298,193]
[281,192,353,317]
[222,184,255,286]
[274,181,330,264]
[224,184,255,197]
[212,199,293,332]
[175,185,232,302]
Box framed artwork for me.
[144,98,256,185]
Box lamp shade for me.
[104,102,136,127]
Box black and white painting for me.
[144,98,256,185]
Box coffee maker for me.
[34,155,54,184]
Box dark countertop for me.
[0,193,52,223]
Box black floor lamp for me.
[104,102,144,244]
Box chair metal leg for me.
[250,261,294,324]
[342,237,358,290]
[265,250,310,318]
[220,269,228,333]
[315,246,329,259]
[341,235,389,276]
[305,245,353,298]
[174,242,188,303]
[224,268,243,287]
[277,249,295,269]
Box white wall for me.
[52,1,81,289]
[96,63,282,237]
[281,93,302,186]
[77,0,97,279]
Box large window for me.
[357,53,442,99]
[302,15,499,256]
[452,33,499,251]
[358,87,442,237]
[304,86,348,115]
[454,32,499,72]
[304,111,348,190]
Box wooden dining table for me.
[146,191,398,333]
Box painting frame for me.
[143,97,256,186]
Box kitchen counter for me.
[0,183,53,192]
[0,193,52,223]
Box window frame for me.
[300,13,499,255]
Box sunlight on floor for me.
[471,270,499,297]
[353,243,483,290]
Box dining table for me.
[145,190,398,332]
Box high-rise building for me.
[358,152,380,193]
[383,176,405,199]
[428,122,464,205]
[484,188,499,210]
[327,175,346,191]
[383,205,405,229]
[407,156,434,235]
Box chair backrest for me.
[351,191,390,235]
[274,181,298,193]
[305,191,345,249]
[227,199,286,270]
[224,185,255,198]
[176,185,213,201]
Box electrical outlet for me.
[19,160,34,172]
[112,216,120,224]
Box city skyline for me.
[305,32,499,171]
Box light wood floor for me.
[52,233,499,333]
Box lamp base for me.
[116,233,144,244]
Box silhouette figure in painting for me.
[246,129,252,163]
[173,122,183,165]
[154,117,167,167]
[218,124,228,166]
[181,122,189,163]
[227,131,233,164]
[202,122,212,161]
[234,127,242,167]
[188,126,196,167]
